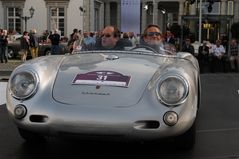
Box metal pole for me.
[153,0,155,24]
[24,17,27,31]
[199,0,202,44]
[164,13,166,32]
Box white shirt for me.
[211,45,225,57]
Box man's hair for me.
[23,31,28,35]
[143,24,162,37]
[104,25,121,38]
[216,39,221,43]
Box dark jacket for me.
[49,33,60,45]
[29,33,39,47]
[20,36,29,50]
[182,44,195,56]
[198,45,210,61]
[94,38,124,50]
[0,35,8,48]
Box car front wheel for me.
[18,128,46,143]
[174,120,196,149]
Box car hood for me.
[52,53,162,107]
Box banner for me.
[121,0,141,35]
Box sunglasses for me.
[147,32,161,37]
[101,33,112,38]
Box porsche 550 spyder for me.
[6,44,200,148]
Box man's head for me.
[83,31,89,38]
[101,26,120,49]
[73,28,78,33]
[54,29,59,34]
[143,24,163,46]
[185,38,191,45]
[32,29,37,34]
[216,39,221,47]
[231,39,237,46]
[2,30,7,36]
[166,30,173,37]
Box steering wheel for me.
[130,44,158,54]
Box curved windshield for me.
[73,43,177,55]
[69,25,177,56]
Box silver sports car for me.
[6,44,200,149]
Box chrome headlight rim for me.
[9,70,39,100]
[156,74,189,106]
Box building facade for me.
[0,0,238,41]
[85,0,239,42]
[0,0,84,37]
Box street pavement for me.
[1,73,239,159]
[1,57,239,159]
[0,60,22,105]
[0,60,22,80]
[0,82,7,105]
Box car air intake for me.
[134,120,160,129]
[29,115,48,123]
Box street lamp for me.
[17,6,35,31]
[144,1,155,24]
[79,6,86,14]
[199,0,202,44]
[79,6,86,31]
[158,5,167,32]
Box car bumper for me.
[6,96,197,141]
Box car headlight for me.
[10,70,39,100]
[156,74,189,106]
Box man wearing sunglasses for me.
[95,25,123,50]
[143,25,163,43]
[142,24,163,52]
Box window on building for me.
[7,7,22,33]
[228,1,234,15]
[202,2,220,15]
[94,1,101,32]
[50,7,65,36]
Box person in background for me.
[68,28,79,52]
[81,31,96,51]
[211,39,226,72]
[0,29,8,63]
[128,32,138,46]
[121,32,133,47]
[71,33,83,54]
[165,30,175,45]
[198,41,210,73]
[20,31,30,62]
[42,30,50,42]
[29,29,39,58]
[182,38,195,56]
[229,38,239,72]
[48,29,61,55]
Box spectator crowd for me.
[1,25,239,74]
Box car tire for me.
[18,128,46,143]
[7,48,14,59]
[44,49,51,56]
[174,120,196,150]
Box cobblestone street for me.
[0,60,22,71]
[0,60,22,80]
